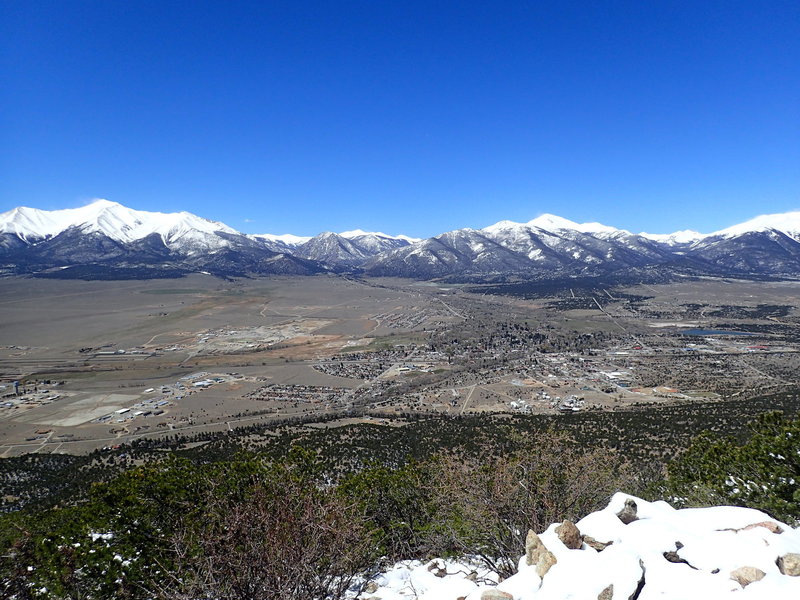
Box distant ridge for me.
[3,200,800,280]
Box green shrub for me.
[663,411,800,523]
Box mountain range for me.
[2,199,800,281]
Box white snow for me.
[710,211,800,240]
[527,213,620,235]
[482,215,621,237]
[640,211,800,243]
[0,199,237,251]
[339,229,420,243]
[352,494,800,600]
[253,233,312,246]
[640,230,706,244]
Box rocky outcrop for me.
[525,530,558,577]
[357,493,800,600]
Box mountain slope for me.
[4,201,800,279]
[0,200,327,278]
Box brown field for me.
[2,274,800,456]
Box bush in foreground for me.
[663,411,800,524]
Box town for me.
[1,274,799,455]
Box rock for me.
[584,535,613,551]
[481,590,513,600]
[616,498,638,524]
[556,520,582,549]
[629,559,646,600]
[427,560,447,577]
[525,529,540,565]
[663,542,696,569]
[598,584,614,600]
[777,553,800,576]
[525,529,558,577]
[745,521,783,534]
[720,521,784,535]
[364,581,379,594]
[536,550,558,578]
[730,566,766,587]
[663,550,696,569]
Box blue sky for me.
[2,1,798,237]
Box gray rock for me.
[777,553,800,576]
[663,543,696,569]
[584,535,613,552]
[730,566,766,587]
[616,498,638,524]
[556,520,583,549]
[598,584,614,600]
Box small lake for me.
[681,329,755,336]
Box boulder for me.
[525,529,558,578]
[616,498,638,524]
[730,566,766,587]
[555,520,582,549]
[777,553,800,576]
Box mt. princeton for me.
[2,199,800,280]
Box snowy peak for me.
[482,214,621,237]
[526,213,621,235]
[252,233,312,246]
[639,230,705,245]
[339,229,419,242]
[711,211,800,240]
[0,199,238,248]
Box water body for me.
[681,329,755,336]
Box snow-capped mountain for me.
[3,200,800,280]
[252,229,417,265]
[1,199,238,253]
[292,231,416,267]
[711,211,800,241]
[366,210,800,278]
[0,200,326,278]
[366,215,680,278]
[639,230,705,245]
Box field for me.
[2,273,800,458]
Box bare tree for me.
[429,430,630,578]
[151,473,374,600]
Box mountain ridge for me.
[3,199,800,280]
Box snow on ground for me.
[352,494,800,600]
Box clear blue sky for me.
[2,1,798,237]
